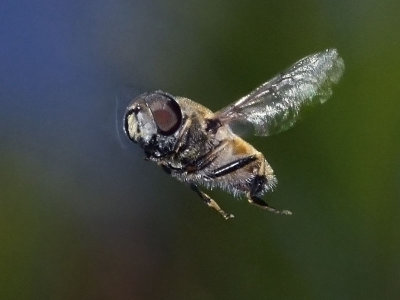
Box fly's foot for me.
[279,209,293,216]
[222,212,235,220]
[247,194,292,216]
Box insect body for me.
[124,49,344,219]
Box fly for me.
[124,49,344,220]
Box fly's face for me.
[124,91,183,157]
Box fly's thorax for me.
[175,97,214,119]
[173,99,222,163]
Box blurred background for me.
[1,0,399,299]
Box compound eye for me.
[147,92,182,135]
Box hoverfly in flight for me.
[124,49,344,220]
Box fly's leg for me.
[187,140,229,172]
[247,192,292,215]
[190,184,234,220]
[172,117,192,153]
[247,156,292,215]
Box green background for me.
[1,0,399,299]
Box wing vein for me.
[214,49,344,136]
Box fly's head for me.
[124,91,183,158]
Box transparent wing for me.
[214,49,345,136]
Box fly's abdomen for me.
[194,137,273,196]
